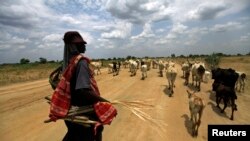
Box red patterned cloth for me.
[48,54,117,125]
[49,54,94,121]
[94,102,118,125]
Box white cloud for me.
[131,22,155,40]
[101,21,132,39]
[42,34,62,42]
[60,15,82,24]
[210,22,243,32]
[240,33,250,41]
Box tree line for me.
[10,51,250,65]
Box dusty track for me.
[0,64,250,141]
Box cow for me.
[158,60,165,77]
[112,61,119,76]
[191,62,205,91]
[107,63,113,74]
[165,62,177,97]
[181,62,192,85]
[181,62,191,78]
[235,71,246,92]
[140,61,147,80]
[145,59,151,71]
[90,61,102,75]
[123,60,130,68]
[152,59,159,69]
[203,70,211,83]
[129,60,137,76]
[186,90,205,137]
[211,68,239,120]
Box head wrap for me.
[62,31,87,71]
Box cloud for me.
[60,15,82,24]
[189,2,228,20]
[131,22,155,40]
[42,34,62,42]
[240,33,250,41]
[169,0,250,22]
[210,22,243,32]
[0,0,55,29]
[0,0,250,64]
[105,0,171,24]
[101,21,132,39]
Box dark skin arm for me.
[75,88,110,103]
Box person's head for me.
[63,31,87,54]
[62,31,87,70]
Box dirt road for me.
[1,64,250,141]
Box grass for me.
[0,63,61,86]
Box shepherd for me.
[47,31,117,141]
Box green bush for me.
[205,53,221,69]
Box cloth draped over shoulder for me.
[49,54,117,125]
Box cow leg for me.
[230,105,235,120]
[216,95,221,109]
[197,81,201,91]
[230,99,237,120]
[142,72,145,80]
[192,75,194,85]
[221,98,228,113]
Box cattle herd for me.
[90,58,247,137]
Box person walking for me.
[48,31,117,141]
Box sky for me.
[0,0,250,64]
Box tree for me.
[204,53,220,69]
[179,55,185,58]
[126,56,132,60]
[20,58,30,64]
[39,57,47,64]
[171,54,175,58]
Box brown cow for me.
[186,90,205,137]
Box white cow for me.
[203,70,211,83]
[107,63,113,74]
[129,60,137,76]
[90,61,102,75]
[235,71,246,92]
[141,64,147,80]
[165,62,177,96]
[191,62,205,91]
[157,60,165,77]
[181,62,191,78]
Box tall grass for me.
[0,63,61,87]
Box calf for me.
[187,90,205,137]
